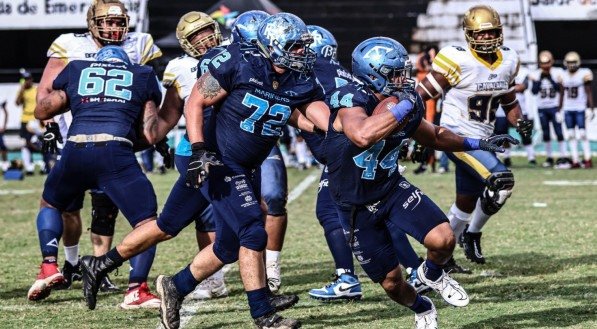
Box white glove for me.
[555,111,563,124]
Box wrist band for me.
[463,137,480,151]
[389,100,414,123]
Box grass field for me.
[0,157,595,329]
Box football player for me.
[32,46,161,306]
[154,11,228,300]
[30,0,162,308]
[559,51,594,168]
[79,13,328,329]
[530,50,568,168]
[325,36,514,328]
[416,5,532,265]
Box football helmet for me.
[351,37,414,95]
[176,11,222,58]
[463,5,503,54]
[96,45,131,65]
[564,51,581,71]
[307,25,338,60]
[256,13,316,74]
[538,50,554,65]
[87,0,129,45]
[231,10,270,43]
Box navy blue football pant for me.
[564,110,586,130]
[446,150,509,197]
[538,107,564,142]
[156,155,215,236]
[336,177,447,283]
[260,145,288,216]
[201,161,265,264]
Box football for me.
[372,96,399,116]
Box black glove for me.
[411,142,431,164]
[391,88,417,106]
[398,142,409,161]
[516,118,533,142]
[154,138,174,169]
[42,122,63,155]
[185,142,222,188]
[479,134,519,153]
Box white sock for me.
[503,148,511,158]
[64,244,79,266]
[468,199,491,233]
[21,147,33,172]
[582,140,591,161]
[545,142,552,158]
[559,141,569,157]
[525,145,535,161]
[569,138,579,163]
[447,203,471,238]
[266,249,281,264]
[210,269,224,281]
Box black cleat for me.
[99,275,120,293]
[503,157,512,167]
[54,260,82,290]
[81,255,115,310]
[155,275,184,329]
[269,293,299,312]
[528,159,537,166]
[542,157,554,168]
[254,312,301,329]
[462,227,486,264]
[444,257,472,274]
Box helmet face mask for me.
[231,10,270,44]
[176,11,222,58]
[352,37,414,95]
[87,0,130,45]
[463,5,503,54]
[256,13,317,74]
[564,51,581,72]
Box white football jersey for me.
[559,68,593,111]
[529,67,564,109]
[434,45,520,138]
[47,32,162,138]
[162,55,200,104]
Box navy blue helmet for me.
[351,37,413,95]
[307,25,337,60]
[96,45,131,65]
[231,10,270,43]
[256,13,316,73]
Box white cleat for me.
[417,262,469,307]
[189,277,228,300]
[414,296,438,329]
[266,260,281,293]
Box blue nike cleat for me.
[308,273,362,301]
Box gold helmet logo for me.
[87,0,129,45]
[564,51,581,71]
[176,11,222,58]
[463,5,503,54]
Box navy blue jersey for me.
[207,42,324,167]
[325,82,424,206]
[302,56,356,164]
[53,60,161,142]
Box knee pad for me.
[264,197,287,216]
[239,225,268,251]
[480,171,514,215]
[90,192,118,236]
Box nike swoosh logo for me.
[337,284,359,292]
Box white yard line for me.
[287,172,318,204]
[0,189,36,195]
[543,180,597,186]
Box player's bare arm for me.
[335,106,399,148]
[416,70,451,102]
[288,110,319,133]
[142,100,159,144]
[34,90,68,120]
[156,87,184,141]
[37,57,66,106]
[500,89,524,126]
[184,71,227,144]
[412,118,466,151]
[296,100,329,133]
[585,81,594,109]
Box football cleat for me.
[54,260,82,290]
[417,262,469,307]
[582,159,593,168]
[462,228,486,264]
[528,159,537,166]
[554,158,571,169]
[189,276,228,300]
[155,275,184,329]
[406,267,431,294]
[503,157,512,167]
[269,293,299,312]
[542,157,554,168]
[266,260,282,293]
[81,255,115,310]
[443,257,472,275]
[254,312,301,329]
[120,282,161,309]
[27,262,66,301]
[99,275,120,293]
[414,296,438,329]
[308,273,362,301]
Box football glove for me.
[185,142,222,188]
[516,118,533,144]
[42,122,63,155]
[479,134,519,153]
[154,138,174,169]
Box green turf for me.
[0,158,595,328]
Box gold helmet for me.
[176,11,222,58]
[463,5,503,54]
[564,51,581,71]
[538,50,554,65]
[87,0,129,45]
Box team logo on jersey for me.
[46,238,59,248]
[285,90,298,96]
[363,46,393,60]
[318,179,328,192]
[402,189,424,210]
[488,73,498,80]
[272,80,279,90]
[399,181,411,189]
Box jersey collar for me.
[470,48,503,71]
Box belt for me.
[67,134,133,147]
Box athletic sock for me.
[246,287,274,319]
[37,207,63,259]
[64,244,79,266]
[324,227,354,273]
[424,259,443,282]
[409,294,432,314]
[172,265,200,297]
[128,245,156,285]
[468,199,491,233]
[447,203,470,238]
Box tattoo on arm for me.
[196,72,222,100]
